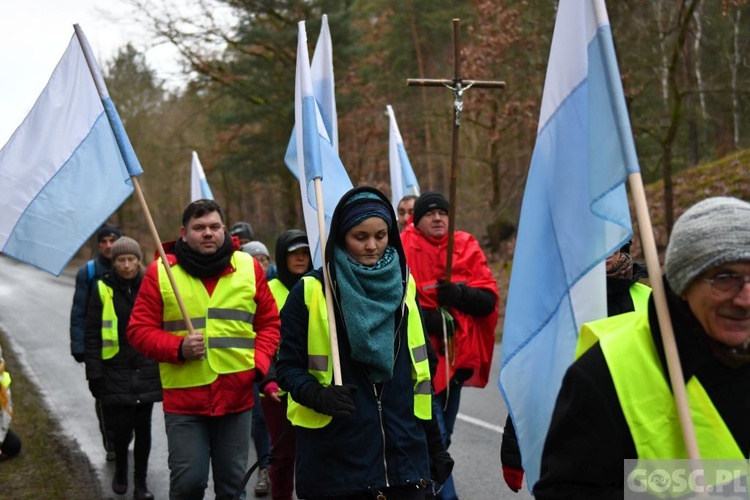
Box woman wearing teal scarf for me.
[276,186,453,500]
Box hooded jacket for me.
[276,186,431,498]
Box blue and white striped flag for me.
[0,27,143,276]
[288,18,352,267]
[498,0,638,491]
[386,104,419,211]
[191,150,214,201]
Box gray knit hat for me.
[110,236,142,261]
[665,197,750,295]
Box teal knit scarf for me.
[333,245,403,382]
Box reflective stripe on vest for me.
[580,313,744,460]
[574,282,652,358]
[97,280,119,360]
[267,279,289,313]
[157,252,258,389]
[287,273,432,428]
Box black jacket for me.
[534,278,750,499]
[276,186,431,497]
[84,270,162,407]
[70,254,112,358]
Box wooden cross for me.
[407,18,505,282]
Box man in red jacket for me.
[128,199,280,500]
[401,191,499,498]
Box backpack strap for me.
[86,259,96,286]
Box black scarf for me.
[174,232,234,279]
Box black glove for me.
[423,412,455,484]
[72,352,85,363]
[436,280,463,308]
[422,308,444,335]
[431,449,455,484]
[309,383,357,418]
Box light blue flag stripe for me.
[398,144,419,193]
[102,98,143,177]
[302,95,323,183]
[498,0,637,492]
[3,112,134,274]
[200,179,214,200]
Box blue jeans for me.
[165,410,252,500]
[430,377,466,500]
[252,382,271,469]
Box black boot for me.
[133,476,154,500]
[112,470,128,495]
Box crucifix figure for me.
[407,18,505,282]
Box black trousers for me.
[103,402,154,479]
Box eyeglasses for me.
[703,273,750,297]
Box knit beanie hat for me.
[97,223,122,242]
[413,191,450,227]
[110,236,142,261]
[339,192,393,237]
[665,197,750,295]
[241,241,270,259]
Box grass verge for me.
[0,328,102,499]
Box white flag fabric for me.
[289,19,352,268]
[190,151,214,201]
[0,28,143,276]
[386,104,420,210]
[498,0,638,491]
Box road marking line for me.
[456,413,504,434]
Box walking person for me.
[70,222,121,461]
[535,197,750,498]
[259,229,313,499]
[276,186,453,499]
[241,240,275,497]
[0,342,21,460]
[84,236,161,498]
[127,199,280,500]
[400,192,499,499]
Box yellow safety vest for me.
[157,252,258,389]
[97,281,119,360]
[287,274,432,428]
[267,279,289,313]
[578,312,744,460]
[574,282,652,358]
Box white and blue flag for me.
[288,18,352,267]
[191,151,214,201]
[498,0,638,491]
[0,27,143,276]
[386,104,419,211]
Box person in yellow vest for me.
[127,199,281,500]
[500,241,651,492]
[276,187,453,499]
[256,229,312,500]
[84,236,161,499]
[535,197,750,499]
[0,343,21,460]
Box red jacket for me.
[127,239,280,416]
[401,225,499,393]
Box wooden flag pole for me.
[407,19,505,282]
[314,179,343,386]
[629,173,701,463]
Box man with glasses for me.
[535,197,750,499]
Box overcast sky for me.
[0,1,184,146]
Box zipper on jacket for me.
[374,385,389,487]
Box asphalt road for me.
[0,255,533,499]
